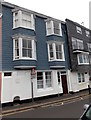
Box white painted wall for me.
[1,70,31,103]
[33,70,63,98]
[69,71,89,92]
[1,70,63,103]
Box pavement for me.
[2,89,90,113]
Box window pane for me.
[77,40,83,49]
[4,72,12,77]
[57,72,60,84]
[85,30,90,37]
[56,44,62,59]
[72,38,77,49]
[78,73,81,83]
[78,54,83,63]
[15,39,19,59]
[28,50,32,58]
[22,49,27,57]
[37,72,43,89]
[76,26,82,34]
[54,22,60,35]
[23,39,27,48]
[54,22,59,28]
[22,39,33,58]
[49,44,54,60]
[54,29,60,35]
[21,13,34,29]
[88,43,91,52]
[45,72,52,88]
[81,73,85,82]
[28,40,32,48]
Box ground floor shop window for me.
[37,72,52,89]
[78,73,85,83]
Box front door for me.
[61,75,68,94]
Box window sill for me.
[12,26,35,31]
[46,33,62,37]
[37,87,53,92]
[49,59,65,62]
[78,63,89,65]
[78,82,86,85]
[13,58,37,61]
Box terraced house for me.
[66,19,91,92]
[0,1,71,104]
[0,1,90,104]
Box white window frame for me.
[13,10,35,30]
[4,72,12,78]
[87,43,91,52]
[76,26,82,34]
[13,38,36,60]
[77,39,84,50]
[85,30,90,37]
[48,42,65,61]
[37,71,52,89]
[78,73,85,83]
[77,53,89,65]
[72,37,83,50]
[46,20,62,36]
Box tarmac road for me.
[2,95,91,119]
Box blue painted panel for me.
[13,60,37,67]
[49,61,66,67]
[13,28,35,36]
[2,6,13,71]
[35,16,50,70]
[2,5,70,71]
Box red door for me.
[61,75,68,94]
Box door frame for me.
[58,71,68,94]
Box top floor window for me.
[46,20,62,36]
[72,37,84,50]
[76,26,82,34]
[85,30,90,37]
[13,10,35,30]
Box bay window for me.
[46,20,62,36]
[13,37,36,60]
[13,10,35,30]
[72,37,84,50]
[77,53,89,64]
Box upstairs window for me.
[48,42,65,61]
[85,30,90,37]
[46,20,62,36]
[76,26,82,34]
[22,39,32,58]
[13,37,36,60]
[13,11,35,30]
[15,39,19,59]
[77,53,89,65]
[54,22,60,35]
[56,44,63,59]
[72,37,83,50]
[87,43,91,52]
